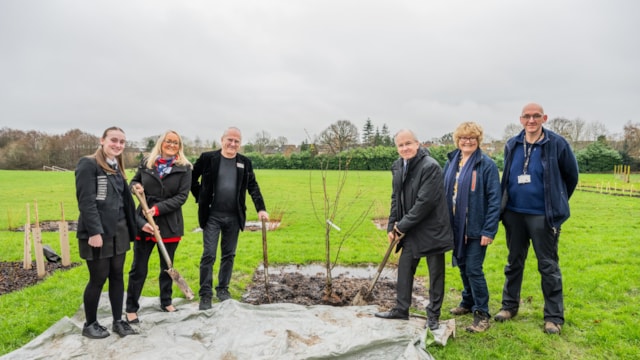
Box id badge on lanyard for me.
[518,174,531,184]
[520,132,542,185]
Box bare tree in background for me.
[572,118,587,141]
[623,121,640,158]
[547,117,575,141]
[4,130,47,169]
[503,123,522,140]
[275,136,288,147]
[253,130,272,154]
[319,120,359,154]
[585,121,608,141]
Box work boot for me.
[466,311,490,333]
[544,321,562,335]
[199,295,212,310]
[494,309,517,322]
[449,306,471,316]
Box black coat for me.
[75,156,139,260]
[130,158,192,239]
[191,150,266,230]
[388,147,454,257]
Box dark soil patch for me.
[0,261,81,296]
[11,221,78,232]
[1,260,427,312]
[242,268,428,310]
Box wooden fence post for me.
[33,200,46,279]
[59,202,71,267]
[23,203,32,270]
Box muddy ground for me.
[4,219,428,308]
[0,261,81,295]
[1,261,428,311]
[243,268,428,310]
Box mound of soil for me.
[1,261,428,311]
[243,269,428,310]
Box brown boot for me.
[466,311,490,333]
[494,309,516,322]
[449,306,471,316]
[544,321,562,335]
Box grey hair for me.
[393,129,419,142]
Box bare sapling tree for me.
[309,156,374,303]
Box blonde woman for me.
[125,130,192,323]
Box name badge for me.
[237,163,245,169]
[518,174,531,184]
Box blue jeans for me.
[501,210,564,324]
[457,238,489,315]
[199,212,240,298]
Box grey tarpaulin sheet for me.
[1,294,436,359]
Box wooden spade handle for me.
[133,189,173,268]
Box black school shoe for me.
[426,317,440,330]
[374,308,410,320]
[199,296,212,310]
[112,320,137,337]
[82,321,110,339]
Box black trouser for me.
[199,212,240,297]
[84,252,126,324]
[126,239,179,312]
[396,245,445,319]
[501,210,564,324]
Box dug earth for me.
[1,261,428,311]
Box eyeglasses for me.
[520,113,543,120]
[459,137,477,142]
[164,140,180,146]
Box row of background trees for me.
[1,117,639,172]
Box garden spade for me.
[351,231,404,306]
[261,218,271,303]
[134,189,195,300]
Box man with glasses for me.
[494,103,579,335]
[374,129,453,331]
[191,127,269,310]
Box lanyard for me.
[522,131,543,175]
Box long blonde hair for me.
[145,130,193,169]
[92,126,128,179]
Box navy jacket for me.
[191,150,266,230]
[502,128,579,231]
[444,149,501,240]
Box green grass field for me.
[0,170,638,359]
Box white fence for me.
[42,165,69,171]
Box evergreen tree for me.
[362,118,374,147]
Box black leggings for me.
[83,252,126,324]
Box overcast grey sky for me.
[1,0,638,146]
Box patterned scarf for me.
[155,156,175,178]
